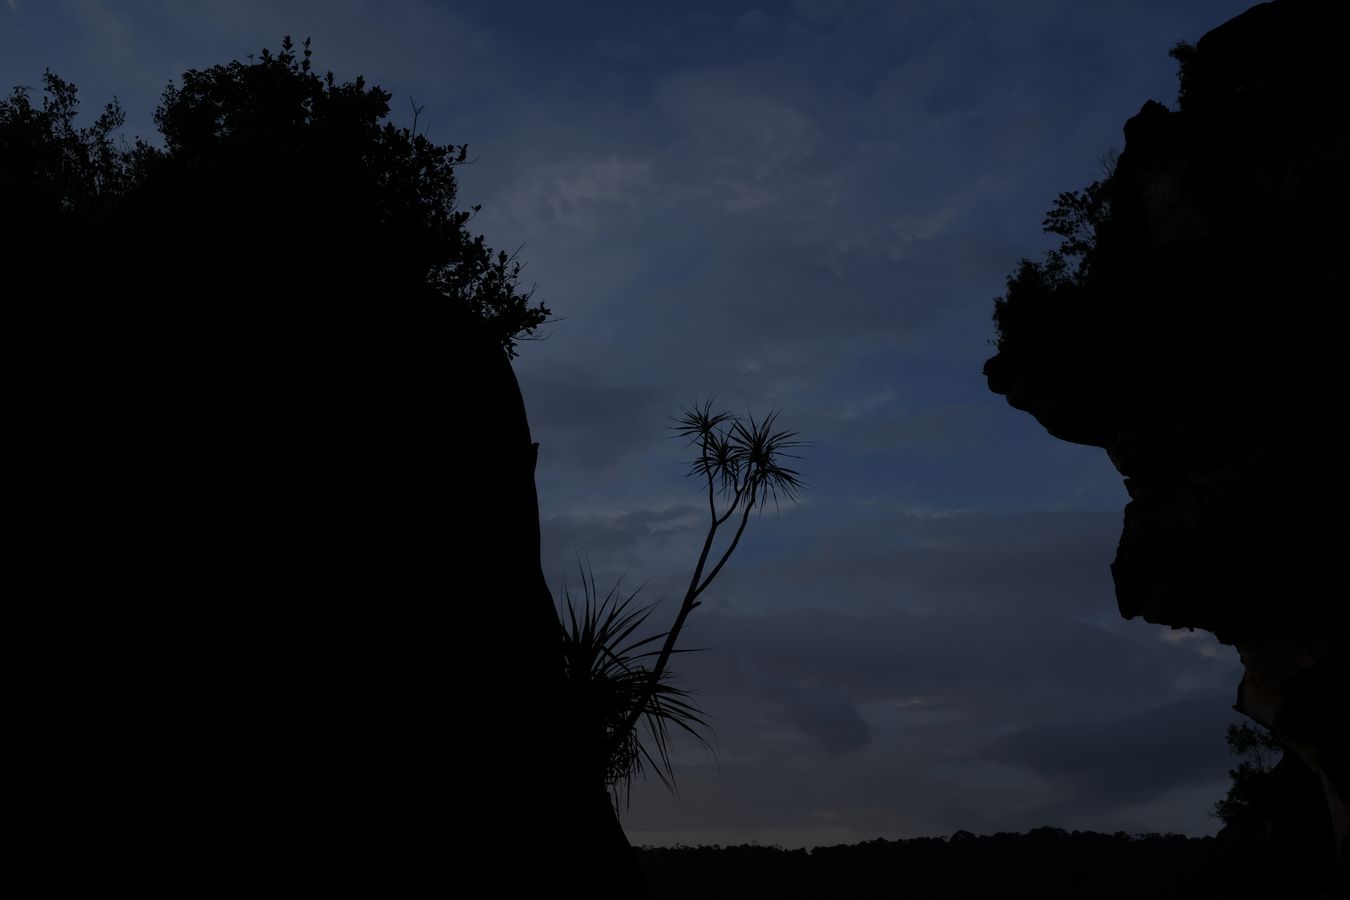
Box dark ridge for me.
[638,827,1293,899]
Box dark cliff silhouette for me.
[985,1,1347,896]
[5,39,645,897]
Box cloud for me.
[595,505,1241,747]
[624,645,1241,847]
[733,508,1130,618]
[63,0,155,87]
[824,401,995,454]
[540,503,706,593]
[498,155,653,231]
[762,679,872,757]
[654,69,820,211]
[982,691,1243,812]
[519,359,669,475]
[542,503,1241,721]
[625,685,1241,848]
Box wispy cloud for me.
[499,155,652,231]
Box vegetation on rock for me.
[1,36,549,357]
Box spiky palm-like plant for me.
[559,564,712,809]
[602,400,807,792]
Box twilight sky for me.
[2,0,1261,849]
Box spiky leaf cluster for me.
[559,564,712,809]
[673,398,807,513]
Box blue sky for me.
[2,0,1260,848]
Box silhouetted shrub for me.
[0,36,548,358]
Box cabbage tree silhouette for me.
[598,401,807,793]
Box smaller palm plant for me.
[559,562,713,810]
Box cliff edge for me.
[984,0,1348,881]
[3,49,627,896]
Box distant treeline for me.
[635,827,1279,899]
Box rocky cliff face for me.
[4,95,628,899]
[984,0,1348,880]
[8,273,596,897]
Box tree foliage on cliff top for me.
[990,171,1113,354]
[0,36,548,357]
